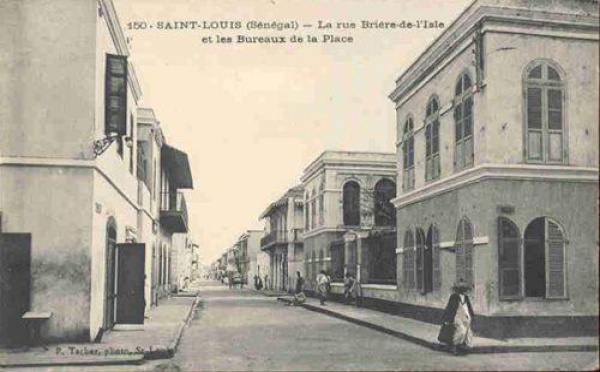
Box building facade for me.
[0,0,194,344]
[300,151,397,301]
[389,0,598,337]
[237,230,263,286]
[259,186,304,292]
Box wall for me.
[483,32,599,167]
[0,166,94,341]
[0,0,97,159]
[396,178,598,317]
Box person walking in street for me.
[437,279,475,356]
[316,270,330,306]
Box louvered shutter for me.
[455,221,465,282]
[432,227,441,291]
[105,54,128,135]
[498,218,522,300]
[546,220,566,299]
[464,221,474,286]
[416,231,424,292]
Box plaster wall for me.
[483,32,599,166]
[0,166,93,341]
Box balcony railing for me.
[260,228,303,249]
[159,191,188,233]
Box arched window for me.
[304,192,310,231]
[311,251,317,282]
[426,225,441,293]
[319,249,324,272]
[415,228,426,292]
[403,230,415,289]
[425,97,441,182]
[402,117,415,191]
[524,61,566,163]
[374,179,396,226]
[454,73,474,171]
[319,182,325,226]
[310,189,317,230]
[524,217,566,299]
[455,217,474,286]
[343,181,361,226]
[498,217,521,299]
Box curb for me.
[296,301,599,354]
[145,291,202,360]
[0,354,145,368]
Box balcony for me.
[260,229,303,250]
[160,191,188,233]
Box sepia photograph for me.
[0,0,598,371]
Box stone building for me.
[300,151,397,300]
[259,186,305,292]
[389,0,598,337]
[0,0,193,344]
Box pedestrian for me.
[227,271,234,289]
[343,272,361,305]
[289,271,306,306]
[316,270,330,306]
[437,279,475,356]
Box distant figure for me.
[290,271,306,306]
[343,272,361,306]
[316,270,331,306]
[264,274,269,291]
[254,275,264,290]
[438,279,475,356]
[227,271,234,289]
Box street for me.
[154,283,598,371]
[19,281,598,372]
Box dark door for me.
[116,243,145,324]
[104,235,117,331]
[0,233,31,345]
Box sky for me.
[112,0,472,265]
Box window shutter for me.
[498,218,522,300]
[546,220,566,299]
[105,54,128,136]
[432,227,441,291]
[416,231,424,292]
[464,220,474,286]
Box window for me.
[524,217,566,299]
[105,54,128,136]
[137,142,147,183]
[426,225,441,292]
[129,114,135,174]
[498,217,521,299]
[343,181,361,226]
[455,217,474,286]
[367,231,397,284]
[311,251,317,282]
[415,228,425,292]
[311,190,317,230]
[402,230,415,289]
[374,179,396,227]
[425,97,441,182]
[318,249,324,273]
[402,117,415,191]
[319,182,325,226]
[524,61,566,163]
[304,192,309,231]
[454,73,474,171]
[330,240,345,281]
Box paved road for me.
[149,283,598,371]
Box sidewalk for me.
[277,296,599,354]
[0,291,201,368]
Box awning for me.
[161,144,194,189]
